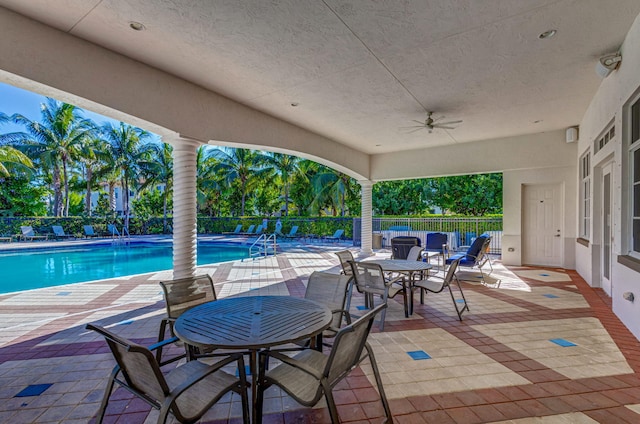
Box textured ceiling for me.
[1,0,639,154]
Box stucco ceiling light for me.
[538,29,557,39]
[129,21,146,31]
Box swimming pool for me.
[0,242,249,294]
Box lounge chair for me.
[423,232,449,269]
[223,224,243,235]
[280,225,299,239]
[86,323,250,424]
[107,224,120,237]
[239,224,255,235]
[19,225,48,241]
[51,225,74,239]
[83,225,98,238]
[255,304,391,424]
[254,224,264,235]
[323,229,344,243]
[446,234,493,284]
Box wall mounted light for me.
[595,53,622,79]
[623,292,634,302]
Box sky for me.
[0,82,160,142]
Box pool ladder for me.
[112,226,131,245]
[249,233,278,259]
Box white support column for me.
[170,137,199,280]
[359,180,374,256]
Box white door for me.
[601,163,613,296]
[522,184,563,266]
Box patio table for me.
[174,295,332,422]
[363,259,433,315]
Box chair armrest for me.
[147,336,179,351]
[263,350,324,380]
[167,353,246,400]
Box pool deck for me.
[1,240,640,423]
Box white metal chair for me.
[413,258,469,320]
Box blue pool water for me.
[0,242,249,294]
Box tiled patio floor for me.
[1,243,639,423]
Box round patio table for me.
[364,259,433,315]
[174,295,332,422]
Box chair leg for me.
[238,356,251,424]
[155,319,168,364]
[365,344,393,423]
[96,367,118,424]
[344,278,354,314]
[322,381,340,423]
[420,288,425,304]
[379,293,389,331]
[402,287,409,318]
[448,278,469,321]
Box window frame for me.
[579,149,591,241]
[626,91,640,259]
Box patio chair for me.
[107,224,120,237]
[390,236,420,259]
[406,245,423,261]
[254,224,264,235]
[51,225,74,239]
[446,234,493,284]
[349,260,408,330]
[86,324,249,424]
[222,224,243,235]
[423,232,449,269]
[303,271,352,346]
[255,304,391,424]
[335,250,358,311]
[413,257,469,320]
[157,275,217,365]
[19,225,48,241]
[323,229,344,243]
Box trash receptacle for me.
[372,232,383,249]
[390,236,421,259]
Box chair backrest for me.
[443,257,461,285]
[349,261,388,294]
[305,271,351,329]
[21,225,34,236]
[335,250,354,276]
[324,304,386,383]
[107,224,120,236]
[245,224,255,234]
[233,224,242,233]
[390,236,421,259]
[331,229,344,238]
[255,224,264,234]
[406,246,423,261]
[425,232,448,251]
[83,225,95,236]
[52,225,65,236]
[287,225,298,236]
[86,324,169,401]
[465,235,490,263]
[159,275,217,319]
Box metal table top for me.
[174,295,332,350]
[364,259,433,273]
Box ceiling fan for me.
[404,111,463,133]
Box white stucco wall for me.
[576,13,640,339]
[502,166,577,269]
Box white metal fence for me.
[353,217,503,254]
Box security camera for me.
[595,53,622,79]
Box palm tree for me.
[262,152,301,216]
[6,99,95,216]
[0,113,33,176]
[142,142,173,231]
[101,122,152,228]
[76,136,107,216]
[196,146,224,216]
[212,148,268,216]
[311,165,358,216]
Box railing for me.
[353,217,503,255]
[249,233,278,259]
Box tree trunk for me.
[122,177,129,229]
[284,183,289,216]
[52,163,62,217]
[62,159,70,217]
[85,167,93,216]
[109,182,116,213]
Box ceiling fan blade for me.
[411,120,426,125]
[437,120,463,125]
[434,125,455,129]
[399,125,425,130]
[405,127,427,134]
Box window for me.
[595,122,615,154]
[631,96,640,254]
[579,150,591,240]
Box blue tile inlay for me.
[236,365,251,377]
[550,338,576,347]
[539,273,550,277]
[15,384,52,397]
[456,299,465,303]
[407,350,431,360]
[543,294,559,298]
[356,305,369,311]
[56,291,71,296]
[118,319,134,326]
